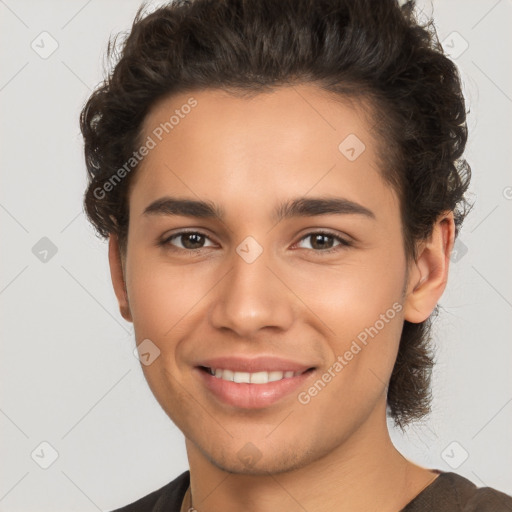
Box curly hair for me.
[80,0,472,428]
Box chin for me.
[199,438,320,476]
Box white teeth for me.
[222,369,234,381]
[268,371,285,382]
[233,371,251,383]
[207,368,303,384]
[250,371,269,384]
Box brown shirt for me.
[111,469,512,511]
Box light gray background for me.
[1,0,511,510]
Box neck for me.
[185,400,437,512]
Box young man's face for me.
[110,85,434,474]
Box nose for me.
[208,243,295,338]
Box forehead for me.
[139,84,376,166]
[129,84,396,219]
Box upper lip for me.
[196,356,315,373]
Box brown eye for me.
[296,231,351,253]
[179,233,206,249]
[309,233,335,250]
[161,231,215,251]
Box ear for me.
[108,235,133,323]
[403,212,456,323]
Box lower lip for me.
[195,367,315,409]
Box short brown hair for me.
[80,0,472,428]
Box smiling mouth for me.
[199,366,315,384]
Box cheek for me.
[287,248,405,404]
[294,294,404,435]
[281,244,406,336]
[124,249,216,340]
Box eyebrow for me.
[143,196,376,222]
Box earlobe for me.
[403,212,455,323]
[108,235,133,323]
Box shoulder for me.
[403,471,512,512]
[108,470,190,512]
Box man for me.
[80,0,512,510]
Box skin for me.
[108,84,455,511]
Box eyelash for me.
[158,230,352,255]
